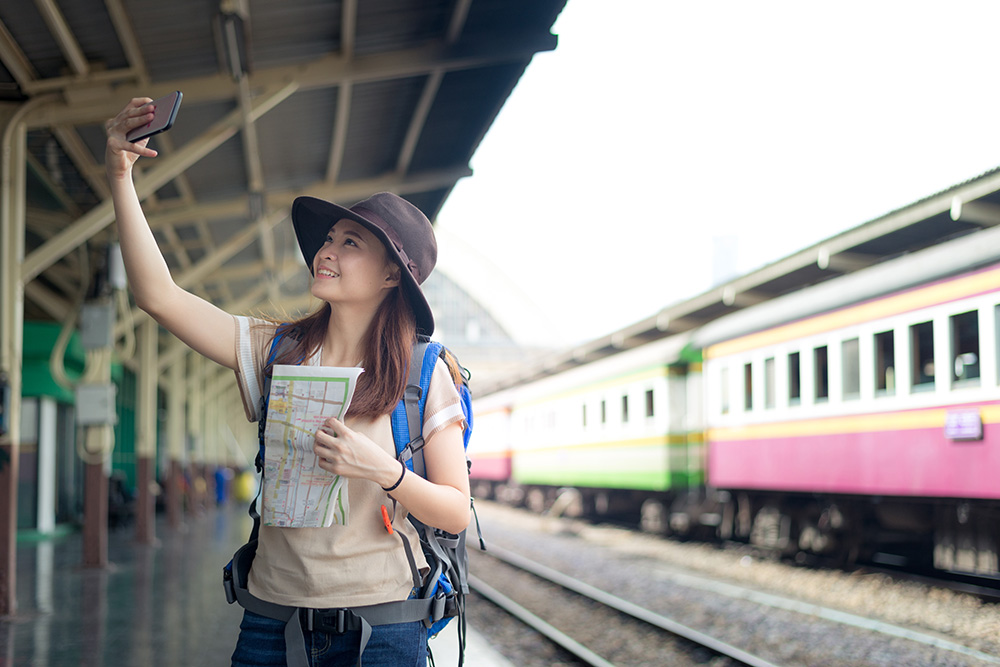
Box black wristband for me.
[382,461,406,492]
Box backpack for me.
[222,326,482,667]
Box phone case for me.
[126,91,183,143]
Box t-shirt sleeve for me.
[423,358,466,441]
[233,316,276,422]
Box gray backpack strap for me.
[403,341,429,477]
[282,613,310,667]
[228,541,309,667]
[394,522,423,591]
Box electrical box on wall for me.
[80,301,115,349]
[75,384,118,426]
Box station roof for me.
[3,0,565,327]
[483,165,1000,394]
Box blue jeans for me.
[231,609,428,666]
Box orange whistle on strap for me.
[381,505,393,534]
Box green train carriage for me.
[471,333,708,530]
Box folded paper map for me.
[261,365,364,527]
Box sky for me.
[434,1,1000,348]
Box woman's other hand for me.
[105,98,158,181]
[313,417,399,486]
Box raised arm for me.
[106,98,238,370]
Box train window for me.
[744,362,753,410]
[582,404,587,428]
[720,367,730,415]
[645,389,654,418]
[910,321,935,390]
[788,352,801,405]
[875,330,895,395]
[764,357,775,409]
[950,310,980,385]
[814,345,829,401]
[622,395,630,423]
[842,338,860,400]
[600,399,607,424]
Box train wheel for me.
[640,499,668,535]
[472,480,493,501]
[526,488,548,514]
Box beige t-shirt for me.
[232,315,465,608]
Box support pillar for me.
[165,352,185,530]
[80,313,115,568]
[0,101,28,616]
[36,397,57,534]
[82,461,108,567]
[187,354,205,514]
[135,317,158,544]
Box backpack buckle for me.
[304,608,349,635]
[429,590,447,622]
[222,567,236,604]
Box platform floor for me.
[0,504,510,666]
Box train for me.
[468,213,1000,579]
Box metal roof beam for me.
[51,125,110,198]
[24,151,80,216]
[147,199,249,230]
[446,0,473,42]
[104,0,149,86]
[142,132,232,301]
[173,207,286,290]
[816,248,876,272]
[28,34,559,128]
[396,70,442,175]
[154,260,304,373]
[396,0,470,175]
[24,281,70,320]
[119,207,286,341]
[341,0,357,58]
[950,197,1000,227]
[325,81,352,183]
[33,0,89,76]
[0,18,37,89]
[210,258,303,282]
[148,165,472,228]
[21,82,298,282]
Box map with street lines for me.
[261,365,364,527]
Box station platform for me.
[0,504,510,666]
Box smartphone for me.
[126,91,183,143]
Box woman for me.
[106,97,471,665]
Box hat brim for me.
[291,197,435,336]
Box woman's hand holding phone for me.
[105,98,161,182]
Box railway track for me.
[469,543,782,667]
[468,501,1000,666]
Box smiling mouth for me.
[316,269,340,278]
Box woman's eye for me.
[345,238,357,247]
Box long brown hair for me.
[259,287,417,421]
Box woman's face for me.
[310,218,400,307]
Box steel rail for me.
[475,543,784,667]
[468,574,615,667]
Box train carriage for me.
[696,225,1000,576]
[470,334,705,524]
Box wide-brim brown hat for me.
[291,192,437,336]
